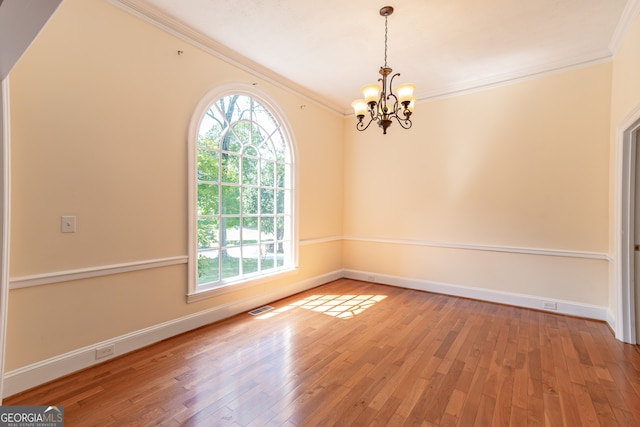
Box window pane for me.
[242,245,260,275]
[251,124,269,147]
[221,252,240,280]
[260,188,274,214]
[220,95,250,124]
[226,124,247,152]
[242,157,258,185]
[276,216,285,241]
[198,183,219,215]
[198,217,218,249]
[259,141,276,160]
[277,189,287,214]
[242,187,258,215]
[271,130,287,162]
[242,217,258,244]
[223,217,240,246]
[276,163,286,188]
[261,160,275,186]
[198,149,219,182]
[261,243,276,270]
[198,110,224,150]
[261,215,275,241]
[276,242,289,267]
[253,103,278,136]
[221,154,239,183]
[221,185,240,214]
[197,250,219,284]
[244,145,259,157]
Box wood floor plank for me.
[457,366,488,426]
[4,279,640,426]
[554,363,581,426]
[572,381,602,426]
[494,367,515,426]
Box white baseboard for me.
[3,267,612,398]
[344,269,610,323]
[2,270,342,398]
[606,309,617,334]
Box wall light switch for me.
[61,215,76,233]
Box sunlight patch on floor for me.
[255,294,387,320]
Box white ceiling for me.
[116,0,637,114]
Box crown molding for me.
[415,52,613,104]
[444,0,640,103]
[110,0,636,116]
[107,0,345,116]
[609,0,640,54]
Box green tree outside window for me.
[196,94,293,287]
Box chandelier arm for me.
[388,73,401,98]
[356,115,376,132]
[392,114,413,130]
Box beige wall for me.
[7,0,343,370]
[611,13,640,128]
[343,63,611,304]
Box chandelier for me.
[352,6,416,135]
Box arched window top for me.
[199,93,292,163]
[188,84,297,301]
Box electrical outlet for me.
[95,344,115,360]
[543,302,557,311]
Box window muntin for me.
[195,93,293,291]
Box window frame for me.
[187,83,298,303]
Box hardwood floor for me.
[4,279,640,426]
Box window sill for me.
[186,267,298,303]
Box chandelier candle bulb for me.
[407,97,416,113]
[362,84,381,104]
[352,99,368,117]
[397,83,416,104]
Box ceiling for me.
[116,0,637,115]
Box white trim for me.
[300,236,342,246]
[344,269,610,323]
[107,0,343,116]
[415,55,614,106]
[5,236,339,292]
[607,308,617,334]
[2,269,342,398]
[6,235,608,291]
[0,77,11,402]
[186,267,298,303]
[609,0,640,55]
[343,236,608,260]
[186,83,299,300]
[614,103,640,344]
[9,256,188,289]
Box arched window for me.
[188,86,296,300]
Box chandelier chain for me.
[384,15,388,68]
